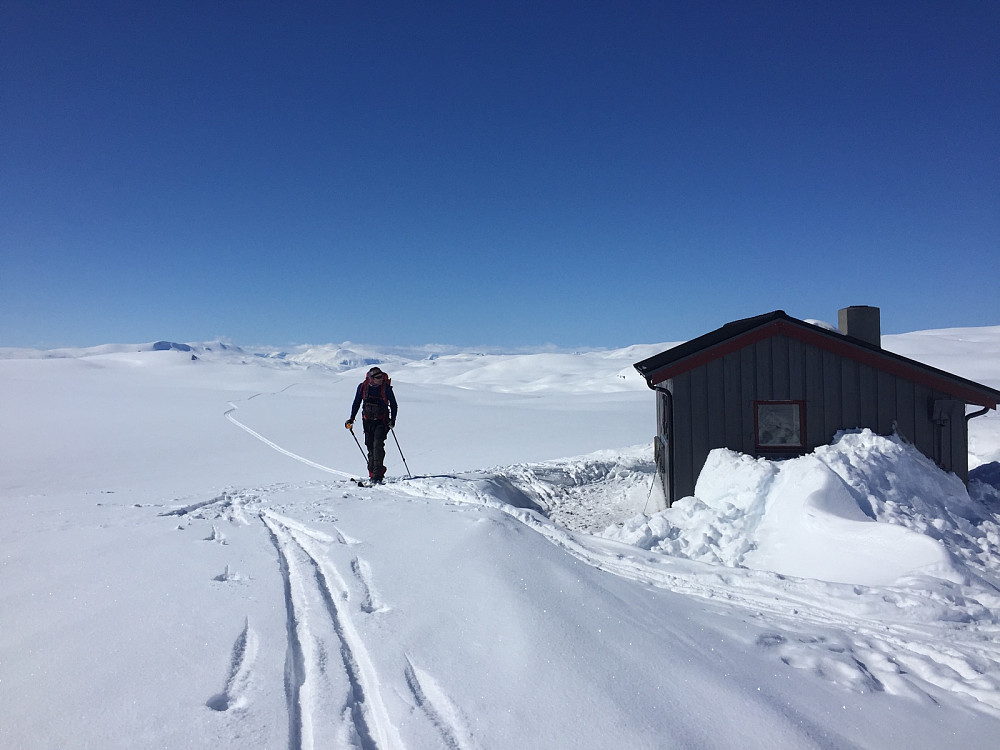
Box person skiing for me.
[345,366,398,483]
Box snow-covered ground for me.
[1,326,999,749]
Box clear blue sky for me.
[2,1,997,349]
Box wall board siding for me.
[772,335,790,400]
[822,350,842,441]
[951,412,968,480]
[660,333,977,502]
[805,346,827,448]
[841,358,861,429]
[706,358,726,448]
[756,338,773,400]
[877,370,896,434]
[740,347,757,451]
[788,338,806,399]
[859,364,878,429]
[895,379,916,441]
[913,384,934,454]
[672,371,695,500]
[690,365,710,470]
[723,351,744,448]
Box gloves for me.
[345,420,354,429]
[389,419,396,429]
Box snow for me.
[610,434,978,586]
[1,327,1000,749]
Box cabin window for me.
[755,401,806,450]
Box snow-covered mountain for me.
[1,326,999,748]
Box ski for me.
[350,478,384,488]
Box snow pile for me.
[605,430,1000,587]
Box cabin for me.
[633,307,1000,506]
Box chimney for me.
[838,306,881,347]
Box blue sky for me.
[2,1,997,349]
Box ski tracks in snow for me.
[169,385,483,749]
[224,388,353,478]
[258,509,476,750]
[261,509,401,750]
[403,657,480,750]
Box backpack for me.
[361,375,391,421]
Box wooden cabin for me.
[634,307,1000,506]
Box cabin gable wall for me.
[662,333,970,503]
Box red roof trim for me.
[644,319,998,409]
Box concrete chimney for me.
[838,306,881,347]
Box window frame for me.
[754,400,807,453]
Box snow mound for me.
[604,430,1000,587]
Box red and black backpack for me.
[361,373,391,421]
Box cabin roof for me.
[634,310,1000,409]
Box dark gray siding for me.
[670,371,694,501]
[723,351,744,447]
[662,333,972,503]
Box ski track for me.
[261,510,404,750]
[225,393,353,479]
[403,656,480,750]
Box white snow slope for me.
[2,327,1000,749]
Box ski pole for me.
[390,427,412,478]
[348,425,368,462]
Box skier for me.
[345,366,398,483]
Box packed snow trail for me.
[225,391,353,478]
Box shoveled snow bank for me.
[604,430,1000,587]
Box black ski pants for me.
[363,419,389,479]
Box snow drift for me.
[606,430,999,587]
